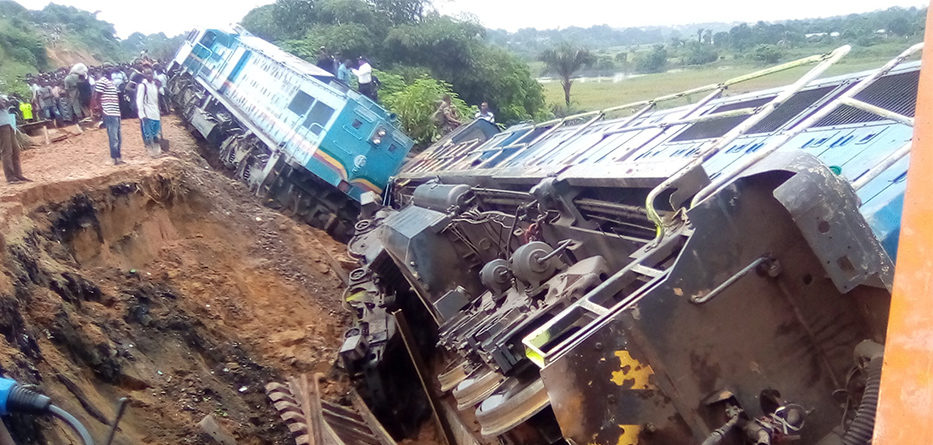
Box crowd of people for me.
[0,47,501,185]
[0,56,171,184]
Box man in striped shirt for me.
[94,68,123,165]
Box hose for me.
[49,404,94,445]
[841,356,883,445]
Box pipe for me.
[841,357,883,445]
[852,141,911,191]
[49,404,94,445]
[700,414,740,445]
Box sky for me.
[13,0,930,38]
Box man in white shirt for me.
[111,69,126,89]
[352,57,376,101]
[154,65,170,115]
[475,102,495,124]
[136,67,162,156]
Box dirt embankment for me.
[0,117,353,444]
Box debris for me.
[198,414,238,445]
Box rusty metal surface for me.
[541,165,889,444]
[266,377,390,445]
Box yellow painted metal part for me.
[874,4,933,442]
[587,425,641,445]
[609,350,656,390]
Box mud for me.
[0,117,354,444]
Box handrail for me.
[644,45,852,242]
[688,42,923,210]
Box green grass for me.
[542,44,916,113]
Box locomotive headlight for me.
[372,128,387,145]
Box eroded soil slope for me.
[0,118,352,444]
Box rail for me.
[643,45,853,242]
[688,42,923,211]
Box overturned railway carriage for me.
[341,45,921,445]
[167,28,414,239]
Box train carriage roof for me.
[234,29,336,80]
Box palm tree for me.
[540,42,596,108]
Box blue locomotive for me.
[168,26,413,239]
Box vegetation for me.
[540,42,915,112]
[378,71,473,145]
[0,1,183,97]
[528,7,925,111]
[539,42,595,107]
[241,0,548,135]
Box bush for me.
[683,43,719,66]
[634,45,668,73]
[381,76,475,148]
[752,44,783,64]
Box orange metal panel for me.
[873,4,933,443]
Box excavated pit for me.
[0,156,354,444]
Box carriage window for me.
[303,101,336,135]
[288,90,314,115]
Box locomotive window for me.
[288,91,314,115]
[303,102,336,135]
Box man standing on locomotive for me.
[353,57,377,101]
[136,67,162,156]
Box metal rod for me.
[691,257,770,304]
[842,97,916,126]
[524,113,606,166]
[603,106,757,137]
[393,310,456,445]
[689,42,922,210]
[853,141,912,190]
[349,389,397,445]
[644,45,852,241]
[103,397,129,445]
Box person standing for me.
[63,70,82,121]
[434,94,462,135]
[77,73,92,119]
[110,68,126,89]
[353,57,376,101]
[94,70,123,165]
[136,68,162,156]
[0,100,28,184]
[337,59,352,85]
[154,65,171,115]
[475,101,495,124]
[316,47,335,74]
[37,80,59,126]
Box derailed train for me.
[340,44,921,445]
[167,27,414,240]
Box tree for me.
[634,44,668,73]
[369,0,430,25]
[539,42,595,107]
[752,44,783,64]
[241,4,283,41]
[683,42,718,65]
